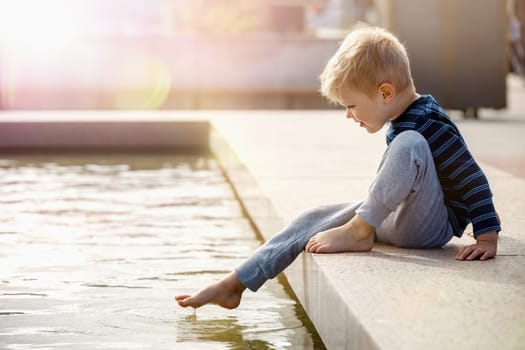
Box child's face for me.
[340,87,390,134]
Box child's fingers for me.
[455,247,465,260]
[480,250,496,261]
[466,248,484,260]
[456,246,486,260]
[455,246,472,260]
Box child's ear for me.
[378,83,395,103]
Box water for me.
[0,154,325,349]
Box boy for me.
[176,27,501,310]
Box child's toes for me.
[175,295,191,305]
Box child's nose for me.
[346,108,353,119]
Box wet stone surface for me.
[0,155,324,350]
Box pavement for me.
[209,74,525,349]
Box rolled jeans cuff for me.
[356,195,391,228]
[234,258,267,292]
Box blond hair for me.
[320,27,414,105]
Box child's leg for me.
[176,131,453,308]
[235,201,362,291]
[175,202,362,308]
[357,130,454,248]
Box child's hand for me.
[455,231,498,261]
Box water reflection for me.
[0,154,324,349]
[178,315,252,347]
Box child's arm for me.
[456,212,500,261]
[455,230,498,261]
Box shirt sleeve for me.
[431,129,501,237]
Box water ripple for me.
[2,292,47,297]
[0,311,26,316]
[82,284,151,290]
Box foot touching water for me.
[175,271,246,309]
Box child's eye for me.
[347,105,355,109]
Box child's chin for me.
[366,124,385,134]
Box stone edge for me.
[209,123,380,350]
[0,119,210,153]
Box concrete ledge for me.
[209,124,380,349]
[210,112,525,350]
[0,112,210,153]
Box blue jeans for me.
[236,131,454,291]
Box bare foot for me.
[175,271,246,309]
[305,215,374,253]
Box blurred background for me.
[0,0,523,111]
